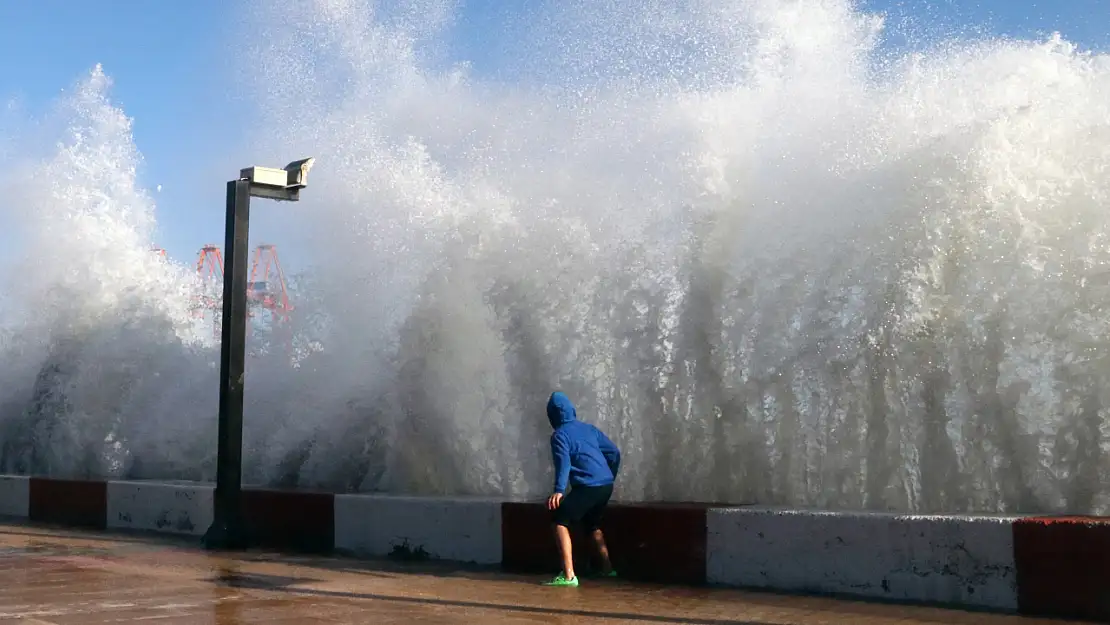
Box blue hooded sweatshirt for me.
[548,392,621,494]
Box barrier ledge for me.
[29,477,108,530]
[1013,515,1110,622]
[502,501,710,585]
[707,507,1019,611]
[106,481,214,536]
[335,494,502,565]
[0,475,29,519]
[239,487,335,553]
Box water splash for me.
[4,1,1110,514]
[0,66,216,478]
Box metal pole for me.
[204,179,252,550]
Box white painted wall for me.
[335,494,502,565]
[707,508,1019,611]
[0,475,29,518]
[106,481,214,536]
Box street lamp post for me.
[204,158,315,550]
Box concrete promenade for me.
[0,524,1080,624]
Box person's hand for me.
[547,492,564,511]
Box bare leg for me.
[591,528,613,574]
[553,524,576,579]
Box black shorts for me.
[552,484,613,531]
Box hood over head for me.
[547,392,577,429]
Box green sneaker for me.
[587,569,618,579]
[542,573,579,587]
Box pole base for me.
[203,519,248,551]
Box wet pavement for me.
[0,524,1077,624]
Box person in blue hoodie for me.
[542,391,621,587]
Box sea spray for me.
[2,2,1110,514]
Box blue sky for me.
[1,0,1108,271]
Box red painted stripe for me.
[240,488,334,553]
[501,501,708,584]
[28,478,107,530]
[1014,515,1110,622]
[501,502,593,574]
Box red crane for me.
[247,244,293,324]
[196,244,225,281]
[193,244,225,339]
[247,244,295,356]
[192,243,294,351]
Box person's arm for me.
[597,429,621,477]
[551,432,571,494]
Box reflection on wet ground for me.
[0,523,1076,624]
